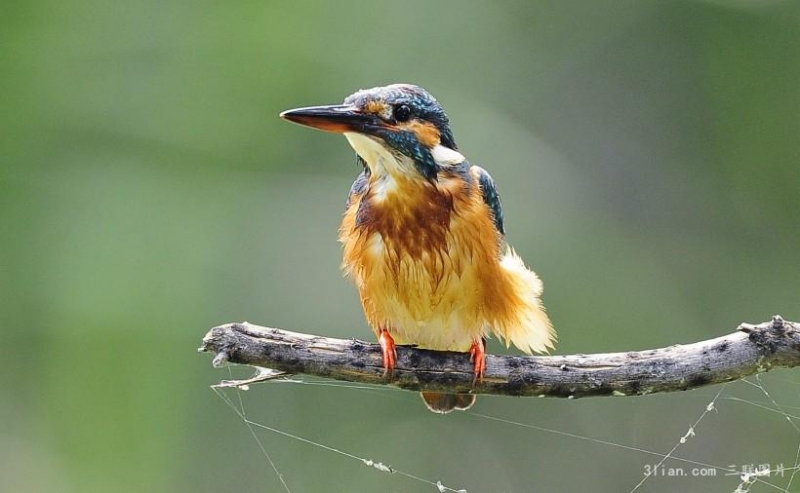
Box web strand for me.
[213,385,467,493]
[627,384,728,492]
[213,372,800,492]
[731,376,800,492]
[217,369,292,493]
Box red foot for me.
[470,339,486,383]
[378,329,396,376]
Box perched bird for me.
[280,84,555,413]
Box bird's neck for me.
[344,132,467,191]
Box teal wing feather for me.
[473,166,505,236]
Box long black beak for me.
[280,104,385,134]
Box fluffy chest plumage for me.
[340,176,503,351]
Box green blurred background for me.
[2,1,799,492]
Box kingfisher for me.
[280,84,556,413]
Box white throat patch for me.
[344,132,406,178]
[344,132,406,201]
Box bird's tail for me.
[493,247,556,354]
[420,392,476,414]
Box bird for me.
[280,84,555,413]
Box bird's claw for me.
[378,329,396,377]
[470,340,486,384]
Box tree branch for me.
[199,316,800,398]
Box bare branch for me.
[199,316,800,398]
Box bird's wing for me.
[345,157,370,209]
[472,165,505,236]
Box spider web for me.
[212,368,800,493]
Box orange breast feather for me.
[339,173,555,354]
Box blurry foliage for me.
[1,1,799,492]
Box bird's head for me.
[280,84,466,181]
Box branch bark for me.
[199,316,800,398]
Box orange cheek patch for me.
[404,121,441,147]
[365,100,388,116]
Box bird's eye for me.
[394,104,412,122]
